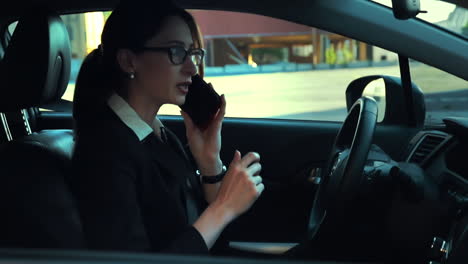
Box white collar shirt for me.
[107,93,164,142]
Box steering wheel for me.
[308,96,378,239]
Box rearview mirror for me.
[391,0,427,20]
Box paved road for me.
[158,65,403,120]
[62,64,467,122]
[424,89,468,123]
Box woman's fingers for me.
[256,183,265,195]
[180,110,196,132]
[239,152,260,168]
[215,150,265,220]
[229,150,242,166]
[214,94,226,123]
[246,163,262,177]
[251,175,263,186]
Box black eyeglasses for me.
[141,46,205,66]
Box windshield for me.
[372,0,468,38]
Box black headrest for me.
[0,8,71,112]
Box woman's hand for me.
[212,151,264,223]
[193,150,264,249]
[181,94,226,175]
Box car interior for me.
[0,0,466,264]
[0,7,83,249]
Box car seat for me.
[0,7,84,249]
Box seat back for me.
[0,8,70,111]
[0,8,84,249]
[0,130,83,248]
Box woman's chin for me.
[175,95,186,106]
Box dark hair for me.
[73,0,203,124]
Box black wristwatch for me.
[197,165,227,184]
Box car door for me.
[24,9,421,251]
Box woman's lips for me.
[177,82,191,94]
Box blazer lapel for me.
[163,129,206,207]
[142,134,188,186]
[142,134,198,222]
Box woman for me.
[72,0,264,254]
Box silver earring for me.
[128,72,135,79]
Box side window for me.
[163,11,400,121]
[409,61,468,125]
[60,12,111,102]
[9,11,399,121]
[6,12,111,105]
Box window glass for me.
[60,12,111,102]
[9,11,400,121]
[371,0,468,39]
[161,11,400,121]
[409,61,468,125]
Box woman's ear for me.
[116,49,137,74]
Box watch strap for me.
[198,165,227,184]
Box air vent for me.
[409,134,446,165]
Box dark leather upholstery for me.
[0,7,71,112]
[0,9,84,249]
[0,130,84,248]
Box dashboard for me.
[404,117,468,263]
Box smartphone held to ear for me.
[180,74,221,130]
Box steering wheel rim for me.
[308,96,378,239]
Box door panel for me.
[38,112,418,243]
[163,116,418,243]
[165,117,339,182]
[165,117,339,243]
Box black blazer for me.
[71,105,209,254]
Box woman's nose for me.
[182,56,198,75]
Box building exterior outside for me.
[191,10,373,67]
[60,9,401,79]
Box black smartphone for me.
[180,74,221,130]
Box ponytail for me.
[73,47,113,126]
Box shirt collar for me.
[107,93,164,142]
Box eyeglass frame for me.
[139,46,205,66]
